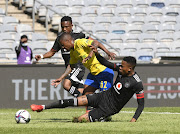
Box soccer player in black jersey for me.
[35,16,109,98]
[31,46,144,122]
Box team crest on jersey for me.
[116,82,122,90]
[125,82,130,88]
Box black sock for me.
[68,85,82,98]
[45,98,78,109]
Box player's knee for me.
[83,86,96,95]
[78,88,84,94]
[63,81,71,91]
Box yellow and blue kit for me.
[69,38,114,91]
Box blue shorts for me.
[84,68,114,91]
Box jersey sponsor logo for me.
[116,82,122,90]
[114,82,122,94]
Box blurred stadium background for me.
[1,0,180,64]
[0,0,179,109]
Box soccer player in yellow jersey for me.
[70,39,106,76]
[51,32,116,96]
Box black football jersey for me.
[103,63,144,113]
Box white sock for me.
[42,105,45,110]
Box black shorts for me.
[86,93,114,122]
[65,67,85,88]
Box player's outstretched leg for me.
[83,85,97,113]
[31,98,78,112]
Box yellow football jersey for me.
[70,38,106,75]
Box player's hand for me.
[107,52,116,60]
[51,78,62,87]
[130,118,136,122]
[35,55,41,61]
[88,45,98,54]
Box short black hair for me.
[61,16,72,23]
[123,56,136,69]
[21,35,28,40]
[59,32,72,42]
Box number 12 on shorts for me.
[100,81,107,91]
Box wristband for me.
[40,54,44,59]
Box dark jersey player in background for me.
[35,16,93,97]
[31,46,144,122]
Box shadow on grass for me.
[31,117,128,123]
[32,118,72,123]
[105,119,129,123]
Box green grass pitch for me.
[0,107,179,134]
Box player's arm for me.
[51,50,77,87]
[82,45,94,63]
[91,40,116,60]
[130,91,144,122]
[51,64,74,87]
[87,36,116,60]
[35,48,56,61]
[82,40,116,63]
[88,45,119,71]
[35,36,60,61]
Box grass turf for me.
[0,107,179,134]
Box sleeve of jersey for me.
[51,37,61,52]
[77,32,88,39]
[80,32,86,38]
[133,91,144,120]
